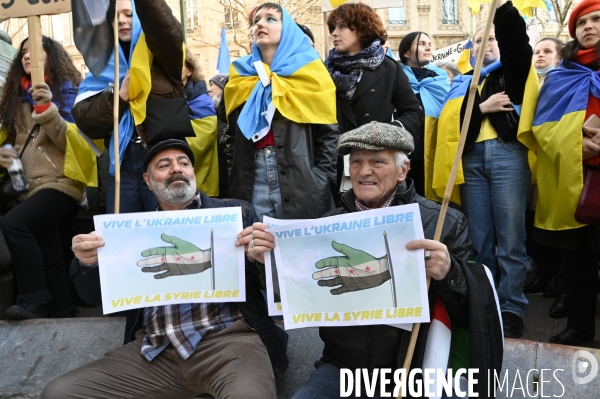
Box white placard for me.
[94,208,245,314]
[269,204,429,330]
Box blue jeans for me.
[107,141,158,214]
[252,147,284,221]
[460,139,530,317]
[291,363,464,398]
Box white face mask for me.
[535,64,555,75]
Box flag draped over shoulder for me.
[74,1,142,177]
[532,63,600,231]
[401,63,451,203]
[432,61,539,204]
[224,7,336,142]
[187,89,219,197]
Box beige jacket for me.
[6,102,84,202]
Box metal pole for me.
[180,0,187,44]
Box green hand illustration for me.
[312,241,389,295]
[136,234,211,279]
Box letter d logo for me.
[572,350,598,385]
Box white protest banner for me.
[270,204,429,330]
[0,0,71,19]
[94,207,245,314]
[432,40,469,64]
[321,0,403,13]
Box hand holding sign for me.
[137,234,211,279]
[312,241,389,295]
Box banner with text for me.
[0,0,71,19]
[269,204,429,329]
[94,208,245,314]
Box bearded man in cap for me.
[40,139,287,399]
[243,122,503,398]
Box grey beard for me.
[150,174,197,206]
[211,94,222,108]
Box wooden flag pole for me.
[396,1,499,397]
[26,16,44,86]
[113,8,121,214]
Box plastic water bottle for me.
[4,144,29,192]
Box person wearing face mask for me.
[398,31,451,198]
[534,38,564,85]
[73,0,216,212]
[324,3,423,200]
[531,0,600,345]
[222,3,339,222]
[433,0,540,339]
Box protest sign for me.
[432,40,469,64]
[269,204,430,329]
[0,0,71,19]
[94,207,245,314]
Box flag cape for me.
[224,7,336,142]
[187,93,219,197]
[531,62,600,231]
[401,63,451,203]
[75,0,142,176]
[2,81,100,187]
[432,61,539,204]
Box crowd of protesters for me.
[1,0,600,397]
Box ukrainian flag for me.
[532,63,600,230]
[225,7,336,140]
[401,63,451,202]
[433,61,539,204]
[456,39,474,75]
[468,0,547,17]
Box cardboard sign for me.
[0,0,71,19]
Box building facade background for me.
[0,0,576,82]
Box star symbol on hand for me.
[191,255,195,260]
[365,266,371,272]
[175,256,180,262]
[334,269,339,275]
[349,269,354,275]
[161,256,165,262]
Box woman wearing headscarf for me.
[224,2,339,221]
[398,31,451,197]
[0,36,83,319]
[324,3,423,197]
[434,0,540,338]
[532,0,600,345]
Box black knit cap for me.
[296,23,315,44]
[143,139,195,172]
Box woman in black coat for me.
[324,3,423,198]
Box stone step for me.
[1,318,600,398]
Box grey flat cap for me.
[336,121,415,156]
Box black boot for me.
[5,303,47,320]
[524,265,546,294]
[549,293,568,319]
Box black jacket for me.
[335,56,424,138]
[69,192,289,378]
[460,1,532,150]
[318,180,503,397]
[224,106,340,220]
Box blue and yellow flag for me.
[225,7,336,141]
[456,39,474,75]
[186,90,219,197]
[433,61,539,204]
[468,0,546,17]
[401,63,451,202]
[532,63,600,231]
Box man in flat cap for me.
[40,139,287,399]
[243,122,503,397]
